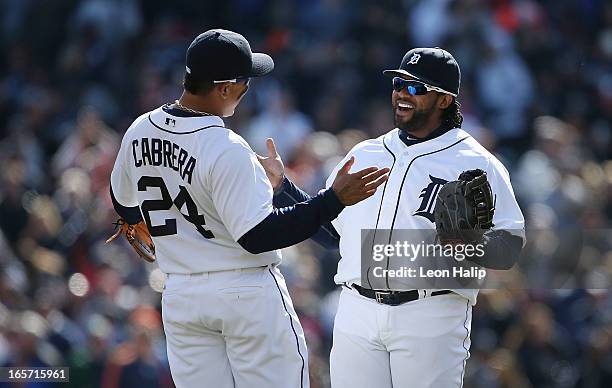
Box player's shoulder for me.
[221,127,251,148]
[345,130,390,157]
[455,129,510,176]
[455,129,488,153]
[205,127,253,155]
[123,111,151,136]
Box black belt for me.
[352,284,452,306]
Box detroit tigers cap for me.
[383,47,460,97]
[185,29,274,81]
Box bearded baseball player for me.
[259,47,525,387]
[108,29,389,388]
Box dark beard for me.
[394,105,436,135]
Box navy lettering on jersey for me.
[132,140,142,167]
[171,143,179,172]
[177,149,188,176]
[132,138,196,184]
[151,138,163,165]
[163,140,173,169]
[141,138,152,165]
[414,175,448,222]
[182,156,196,184]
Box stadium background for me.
[0,0,610,387]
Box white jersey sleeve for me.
[208,142,274,241]
[110,134,138,207]
[486,158,526,243]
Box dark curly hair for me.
[441,98,463,129]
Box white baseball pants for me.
[162,265,309,388]
[330,287,472,388]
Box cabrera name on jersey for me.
[111,106,280,274]
[131,137,196,184]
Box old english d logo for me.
[414,175,448,222]
[408,53,421,65]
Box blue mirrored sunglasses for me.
[392,77,448,96]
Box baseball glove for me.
[106,219,156,262]
[434,169,495,244]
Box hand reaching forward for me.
[256,138,285,191]
[331,157,389,206]
[256,138,390,205]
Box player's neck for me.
[405,120,443,139]
[406,128,433,139]
[178,92,223,117]
[399,118,454,148]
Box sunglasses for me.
[392,77,451,96]
[213,77,251,86]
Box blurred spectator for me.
[474,41,534,148]
[246,87,314,160]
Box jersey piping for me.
[147,114,227,135]
[385,136,470,288]
[365,137,397,289]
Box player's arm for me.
[273,177,341,249]
[110,187,142,224]
[108,136,156,263]
[470,163,525,270]
[468,230,523,270]
[238,188,343,254]
[209,143,387,255]
[110,137,142,224]
[237,157,386,254]
[257,138,340,249]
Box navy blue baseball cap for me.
[186,29,274,81]
[383,47,460,97]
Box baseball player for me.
[259,48,525,387]
[108,29,389,388]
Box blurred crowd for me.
[0,0,610,387]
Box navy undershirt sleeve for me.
[469,230,524,270]
[273,177,311,206]
[110,187,143,225]
[273,178,340,249]
[238,186,343,254]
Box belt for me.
[352,284,452,306]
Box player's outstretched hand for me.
[331,157,390,206]
[256,138,284,190]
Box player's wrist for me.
[319,187,345,221]
[273,174,287,195]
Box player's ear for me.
[438,94,453,109]
[215,83,232,99]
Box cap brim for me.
[383,69,428,82]
[248,53,274,77]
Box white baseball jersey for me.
[325,127,525,305]
[110,106,281,274]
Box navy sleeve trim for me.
[238,188,344,254]
[110,187,143,225]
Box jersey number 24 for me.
[138,176,214,239]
